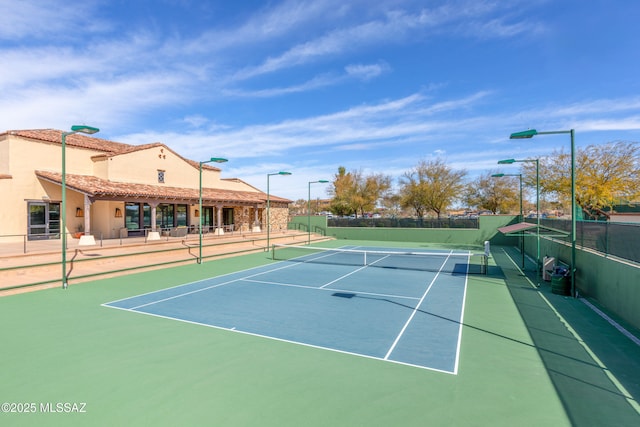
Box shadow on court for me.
[334,252,640,427]
[333,292,607,371]
[333,245,640,426]
[494,247,640,427]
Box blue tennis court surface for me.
[103,246,471,373]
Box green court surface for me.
[1,240,639,426]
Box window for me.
[124,203,152,235]
[27,201,60,240]
[156,204,174,228]
[143,204,152,229]
[223,208,234,226]
[157,170,165,183]
[176,204,187,226]
[125,203,140,230]
[203,207,213,227]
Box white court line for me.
[102,259,302,306]
[103,245,470,374]
[580,298,640,347]
[109,257,315,310]
[319,264,369,288]
[104,300,456,375]
[452,254,471,375]
[243,278,421,301]
[384,251,454,360]
[103,244,366,309]
[106,244,386,310]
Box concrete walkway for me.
[0,230,322,295]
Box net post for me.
[483,241,490,275]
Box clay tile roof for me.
[5,129,224,172]
[35,171,291,204]
[6,129,133,155]
[6,129,290,204]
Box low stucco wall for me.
[525,234,640,330]
[290,215,517,247]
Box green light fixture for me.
[266,171,292,251]
[308,180,329,244]
[199,157,228,264]
[498,157,541,275]
[492,172,524,267]
[510,128,576,297]
[61,125,100,289]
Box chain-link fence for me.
[328,217,479,229]
[530,218,640,264]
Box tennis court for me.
[103,245,481,373]
[2,239,638,426]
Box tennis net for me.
[271,244,488,274]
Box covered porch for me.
[34,171,289,243]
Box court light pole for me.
[308,180,329,244]
[498,158,540,273]
[511,129,576,297]
[266,171,292,251]
[492,173,524,267]
[199,157,228,264]
[61,125,100,289]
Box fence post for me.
[605,221,609,257]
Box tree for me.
[520,141,640,219]
[328,167,391,217]
[328,166,356,216]
[400,159,467,219]
[465,170,520,214]
[399,172,427,219]
[352,173,392,217]
[381,192,402,218]
[289,199,307,216]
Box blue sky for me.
[2,0,640,201]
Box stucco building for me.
[0,129,290,242]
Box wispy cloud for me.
[345,62,391,81]
[0,0,103,40]
[223,73,344,98]
[230,5,470,81]
[137,89,640,168]
[224,61,390,98]
[0,0,546,130]
[503,97,640,133]
[115,90,493,161]
[3,73,189,130]
[576,117,640,132]
[0,31,162,90]
[554,98,640,116]
[2,0,636,203]
[163,0,349,57]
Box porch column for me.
[147,202,160,241]
[252,204,261,232]
[215,204,224,235]
[79,194,96,246]
[148,202,158,231]
[83,194,91,235]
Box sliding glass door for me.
[27,201,60,240]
